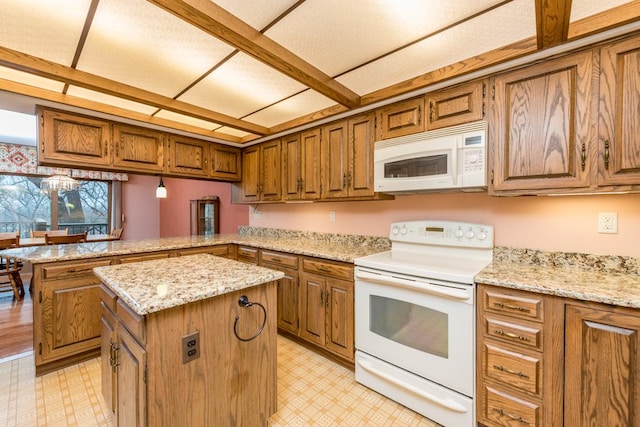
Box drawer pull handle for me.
[270,257,280,262]
[318,266,331,272]
[493,408,530,424]
[492,364,529,379]
[494,329,531,341]
[493,302,531,312]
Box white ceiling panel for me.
[178,52,307,118]
[336,0,536,95]
[0,0,91,65]
[571,0,632,21]
[77,0,235,97]
[66,86,158,115]
[154,109,222,131]
[0,67,65,93]
[212,126,254,139]
[266,0,507,77]
[211,0,302,31]
[244,90,336,128]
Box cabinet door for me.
[377,97,425,140]
[260,140,282,202]
[38,107,111,168]
[565,304,640,427]
[299,273,326,346]
[101,303,117,415]
[426,80,485,130]
[321,121,349,199]
[274,266,299,335]
[209,143,241,181]
[598,35,640,186]
[239,145,260,202]
[490,50,595,193]
[300,128,321,200]
[348,113,375,198]
[281,134,301,200]
[112,124,165,173]
[116,326,147,427]
[167,135,208,177]
[324,277,354,361]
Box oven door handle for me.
[355,271,471,301]
[357,359,468,414]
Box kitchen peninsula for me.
[0,228,389,375]
[94,254,283,426]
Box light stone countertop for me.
[476,247,640,309]
[0,232,390,264]
[94,253,285,316]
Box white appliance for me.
[354,220,494,427]
[374,121,487,194]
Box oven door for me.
[355,266,475,397]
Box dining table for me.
[18,234,118,247]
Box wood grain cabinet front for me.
[260,250,300,335]
[208,143,242,181]
[233,140,282,203]
[112,123,165,173]
[426,80,486,130]
[282,129,321,201]
[167,134,209,177]
[376,96,425,140]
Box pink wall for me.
[121,174,161,239]
[249,193,640,257]
[158,177,249,237]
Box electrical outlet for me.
[182,331,200,364]
[329,211,336,222]
[598,212,618,234]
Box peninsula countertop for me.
[0,230,390,265]
[94,253,285,316]
[476,247,640,309]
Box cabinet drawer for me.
[117,252,170,264]
[302,258,353,280]
[485,316,542,350]
[237,246,259,263]
[261,250,298,269]
[42,259,112,280]
[177,245,230,258]
[484,386,541,427]
[100,284,117,313]
[484,343,541,395]
[116,299,145,345]
[484,289,543,321]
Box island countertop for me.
[94,253,285,316]
[0,230,390,264]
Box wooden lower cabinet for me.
[300,258,354,362]
[101,281,277,426]
[260,249,299,335]
[564,303,640,427]
[478,284,640,426]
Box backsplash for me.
[238,226,391,251]
[494,246,640,275]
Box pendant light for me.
[41,174,79,192]
[156,176,167,198]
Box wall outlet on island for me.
[598,212,618,234]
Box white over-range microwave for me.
[374,120,487,194]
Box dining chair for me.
[44,231,87,245]
[0,234,25,300]
[110,228,124,240]
[31,228,68,238]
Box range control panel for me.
[390,220,494,249]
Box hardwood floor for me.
[0,286,33,360]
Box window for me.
[0,175,113,237]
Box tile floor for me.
[0,335,440,426]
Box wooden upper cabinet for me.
[38,106,112,168]
[112,123,165,173]
[426,80,486,130]
[237,145,260,202]
[234,140,281,203]
[598,35,640,187]
[209,143,241,181]
[321,120,349,199]
[348,113,376,198]
[282,130,321,201]
[490,50,595,194]
[167,135,208,177]
[377,96,425,140]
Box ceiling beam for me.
[0,46,269,135]
[147,0,362,109]
[535,0,573,49]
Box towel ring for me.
[233,295,267,342]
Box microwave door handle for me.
[450,142,458,185]
[355,271,470,301]
[357,358,469,414]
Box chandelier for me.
[40,174,79,192]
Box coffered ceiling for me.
[0,0,638,145]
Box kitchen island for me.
[94,253,284,426]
